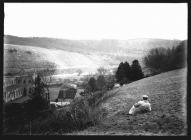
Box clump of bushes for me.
[8,48,17,53]
[143,41,187,73]
[18,97,105,134]
[85,74,115,95]
[25,50,32,55]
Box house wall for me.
[3,75,34,103]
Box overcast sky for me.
[4,3,188,40]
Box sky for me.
[4,3,188,40]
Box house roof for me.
[60,83,77,89]
[58,88,77,99]
[4,84,24,92]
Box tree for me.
[130,60,144,81]
[87,77,97,92]
[38,68,56,101]
[115,62,125,85]
[173,41,187,68]
[25,74,49,125]
[34,74,45,97]
[123,61,131,83]
[105,75,115,90]
[143,41,187,73]
[96,75,106,90]
[97,67,107,75]
[77,69,83,76]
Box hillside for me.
[4,44,131,75]
[4,35,181,55]
[70,68,187,135]
[4,35,183,75]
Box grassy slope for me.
[70,68,187,135]
[4,44,136,75]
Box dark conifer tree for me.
[130,60,144,81]
[123,61,131,82]
[115,62,125,85]
[34,74,45,97]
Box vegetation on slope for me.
[143,40,187,74]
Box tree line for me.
[143,40,186,74]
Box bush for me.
[96,75,106,90]
[8,48,17,53]
[87,77,97,92]
[4,80,108,134]
[26,51,32,54]
[21,97,105,134]
[105,75,115,90]
[87,90,105,107]
[97,67,107,75]
[143,41,186,73]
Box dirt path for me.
[69,68,187,135]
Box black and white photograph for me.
[3,3,188,135]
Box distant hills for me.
[4,35,183,76]
[4,35,181,55]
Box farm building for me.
[3,73,35,104]
[57,84,77,102]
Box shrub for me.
[97,67,107,75]
[105,75,115,90]
[96,75,106,90]
[22,97,105,134]
[87,77,97,92]
[8,48,17,53]
[26,51,32,54]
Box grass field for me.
[70,68,187,135]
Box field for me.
[70,68,187,135]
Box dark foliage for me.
[34,75,45,97]
[130,60,144,81]
[87,77,97,92]
[115,62,126,85]
[143,41,187,73]
[105,75,115,90]
[123,61,131,79]
[96,75,106,90]
[8,48,17,53]
[115,60,143,85]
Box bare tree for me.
[38,67,56,102]
[77,69,83,76]
[97,67,107,75]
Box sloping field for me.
[4,44,133,74]
[71,68,187,135]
